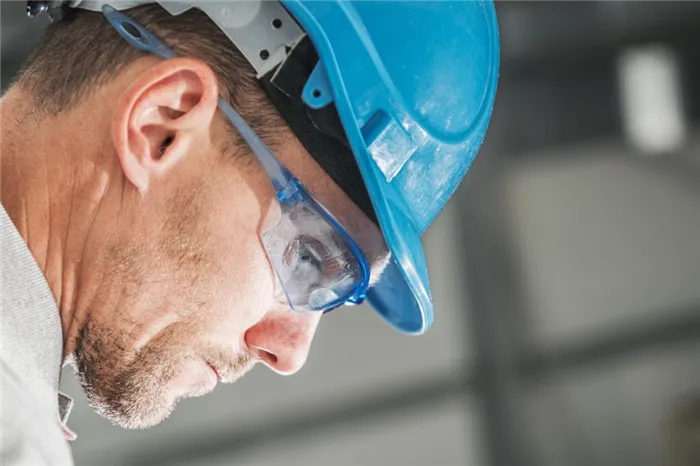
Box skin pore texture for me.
[0,55,388,429]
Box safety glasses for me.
[102,5,370,312]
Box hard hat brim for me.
[366,218,433,335]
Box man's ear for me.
[112,57,219,193]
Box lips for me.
[206,362,221,381]
[169,358,218,399]
[202,351,255,384]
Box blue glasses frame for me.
[102,4,370,311]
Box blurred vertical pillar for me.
[456,157,537,466]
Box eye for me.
[283,235,325,271]
[298,248,313,263]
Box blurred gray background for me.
[2,1,700,465]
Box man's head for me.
[5,4,387,429]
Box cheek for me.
[198,229,277,345]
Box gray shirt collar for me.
[1,206,74,434]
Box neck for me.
[1,90,113,359]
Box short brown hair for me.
[17,3,284,149]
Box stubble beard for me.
[71,316,182,429]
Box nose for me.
[244,309,322,375]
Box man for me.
[1,1,499,464]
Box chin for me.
[88,388,176,430]
[89,373,218,430]
[118,392,216,429]
[77,366,179,430]
[116,410,173,430]
[72,318,220,429]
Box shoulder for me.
[1,361,75,466]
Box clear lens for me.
[262,199,364,312]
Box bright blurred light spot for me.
[617,45,687,155]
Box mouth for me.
[203,352,255,384]
[206,362,221,381]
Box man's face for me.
[71,122,385,429]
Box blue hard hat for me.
[32,0,499,335]
[283,0,500,334]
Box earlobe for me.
[112,57,220,194]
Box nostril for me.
[259,349,277,366]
